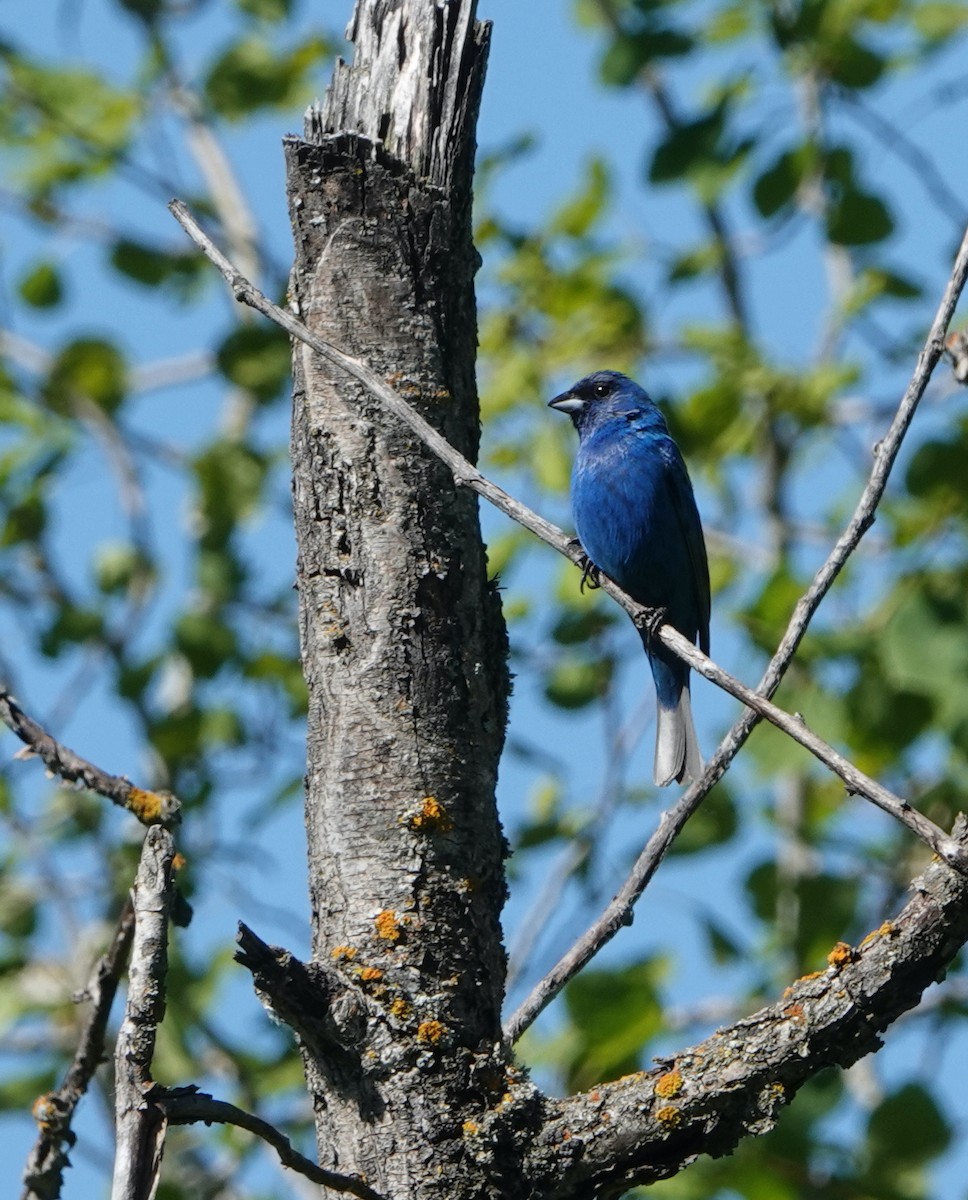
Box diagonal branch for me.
[528,818,968,1200]
[157,1087,385,1200]
[0,684,181,828]
[505,220,968,1040]
[21,897,136,1200]
[170,198,968,1037]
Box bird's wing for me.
[664,444,711,654]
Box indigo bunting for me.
[549,370,710,786]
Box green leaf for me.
[544,653,613,709]
[235,0,293,20]
[600,28,694,86]
[110,238,205,294]
[94,541,154,594]
[43,337,127,414]
[824,37,885,88]
[549,158,610,238]
[550,607,615,645]
[701,915,743,964]
[0,881,37,938]
[667,786,738,854]
[193,441,269,546]
[175,611,238,677]
[17,261,63,308]
[204,35,331,120]
[906,438,968,505]
[649,108,726,184]
[116,0,164,21]
[826,189,893,246]
[752,146,809,217]
[39,606,105,657]
[866,1083,951,1167]
[913,2,968,42]
[563,958,667,1088]
[2,490,46,545]
[216,324,291,403]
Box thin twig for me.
[504,221,968,1041]
[169,197,568,550]
[661,625,967,866]
[21,898,136,1200]
[169,198,968,1035]
[0,684,180,828]
[158,1088,385,1200]
[111,827,176,1200]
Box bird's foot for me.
[578,553,602,593]
[641,605,668,645]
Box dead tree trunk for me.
[285,1,516,1193]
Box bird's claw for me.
[643,605,668,644]
[579,556,602,593]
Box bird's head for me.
[548,370,657,433]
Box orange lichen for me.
[589,1090,601,1103]
[330,945,357,962]
[32,1093,58,1128]
[462,1121,479,1136]
[783,1003,805,1020]
[390,997,412,1020]
[655,1105,682,1128]
[795,970,823,984]
[172,852,187,871]
[827,941,857,968]
[860,921,895,947]
[410,796,454,833]
[374,910,401,942]
[654,1069,683,1099]
[416,1019,446,1045]
[127,787,166,823]
[357,966,384,983]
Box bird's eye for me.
[593,382,609,398]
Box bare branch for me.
[158,1087,385,1200]
[21,898,135,1200]
[168,198,567,555]
[661,624,965,866]
[527,818,968,1199]
[170,196,968,1037]
[111,827,176,1200]
[506,219,968,1040]
[0,684,180,828]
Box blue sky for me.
[3,1,968,1196]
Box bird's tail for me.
[653,684,703,787]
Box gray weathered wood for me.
[286,1,514,1194]
[110,828,174,1200]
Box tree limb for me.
[169,197,968,1036]
[234,922,374,1097]
[525,818,968,1199]
[110,827,175,1200]
[157,1087,385,1200]
[505,219,968,1039]
[21,897,135,1200]
[0,684,181,828]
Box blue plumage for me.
[549,370,710,785]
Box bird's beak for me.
[548,390,586,415]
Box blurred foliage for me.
[0,0,967,1198]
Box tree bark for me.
[285,1,513,1193]
[264,4,968,1199]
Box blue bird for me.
[549,370,710,786]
